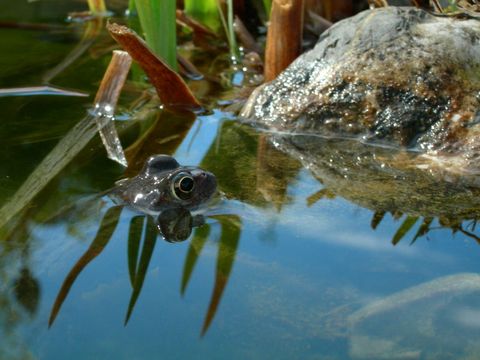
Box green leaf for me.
[184,0,221,32]
[181,224,211,295]
[392,216,419,246]
[125,216,157,325]
[263,0,272,18]
[135,0,177,70]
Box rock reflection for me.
[204,120,480,244]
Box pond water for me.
[2,2,480,359]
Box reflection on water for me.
[3,4,480,359]
[4,114,480,358]
[41,116,480,348]
[47,198,240,334]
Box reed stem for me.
[264,0,304,81]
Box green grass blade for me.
[184,0,221,32]
[135,0,177,70]
[201,215,241,336]
[226,0,238,59]
[216,0,239,60]
[392,216,419,246]
[263,0,271,19]
[128,0,136,15]
[125,216,157,325]
[128,216,145,287]
[181,224,211,295]
[49,205,122,327]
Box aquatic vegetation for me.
[107,22,200,111]
[133,0,177,69]
[184,0,221,32]
[87,0,107,14]
[0,51,131,231]
[4,0,480,357]
[48,202,241,334]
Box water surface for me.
[2,2,480,359]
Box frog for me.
[110,154,217,215]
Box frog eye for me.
[172,172,195,200]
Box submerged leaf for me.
[0,50,131,230]
[43,18,103,83]
[49,205,122,327]
[0,86,88,97]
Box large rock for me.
[242,7,480,162]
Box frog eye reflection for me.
[172,173,195,200]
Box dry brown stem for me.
[368,0,389,7]
[233,16,262,54]
[264,0,304,82]
[410,0,429,9]
[177,54,204,80]
[107,22,201,111]
[306,11,332,35]
[431,0,443,12]
[318,0,354,22]
[176,9,217,36]
[93,50,132,167]
[94,50,132,107]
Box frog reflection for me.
[157,207,206,242]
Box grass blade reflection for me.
[181,224,211,295]
[49,205,122,327]
[125,216,157,325]
[392,216,419,246]
[371,211,386,230]
[410,217,433,245]
[128,216,145,287]
[201,215,241,336]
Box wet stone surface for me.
[242,7,480,158]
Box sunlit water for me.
[2,2,480,359]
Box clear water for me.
[2,2,480,359]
